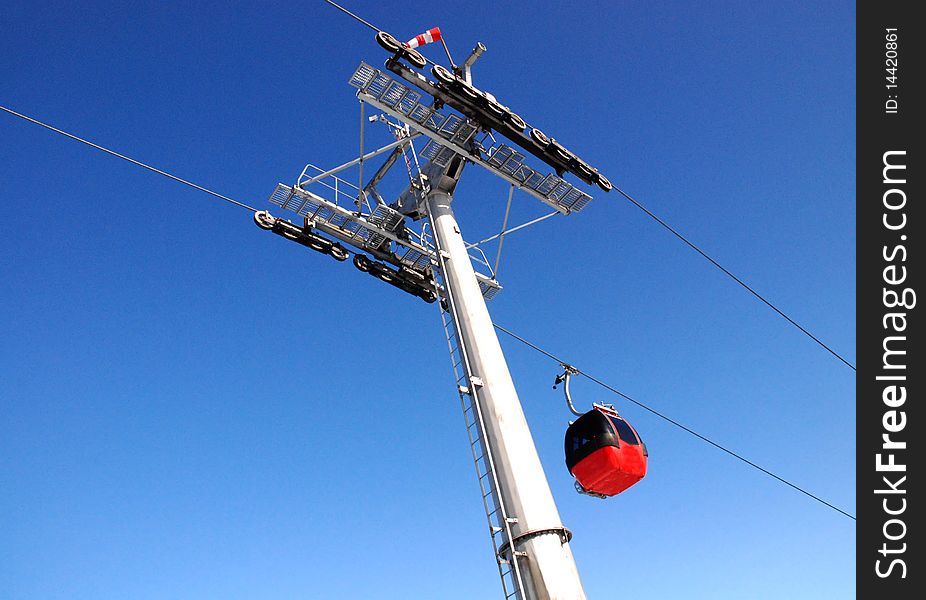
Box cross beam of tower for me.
[258,37,599,599]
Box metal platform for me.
[268,183,501,300]
[348,62,593,215]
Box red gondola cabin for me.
[565,406,647,497]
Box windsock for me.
[406,27,442,49]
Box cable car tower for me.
[257,23,611,599]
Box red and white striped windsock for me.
[405,27,442,48]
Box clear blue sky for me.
[1,1,855,598]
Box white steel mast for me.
[426,164,586,600]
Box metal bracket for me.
[497,526,574,560]
[574,480,608,500]
[553,365,584,417]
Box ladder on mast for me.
[430,239,526,600]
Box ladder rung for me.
[439,263,523,600]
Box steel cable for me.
[1,105,260,214]
[493,323,856,521]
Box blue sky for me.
[1,1,855,598]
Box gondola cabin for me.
[565,406,647,497]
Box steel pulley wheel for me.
[485,100,506,118]
[253,210,275,230]
[375,31,403,53]
[596,172,614,192]
[353,254,370,272]
[549,141,573,164]
[420,289,438,303]
[504,112,527,132]
[376,271,394,283]
[529,128,550,147]
[456,81,479,102]
[432,64,455,85]
[571,159,594,181]
[405,48,427,69]
[329,244,350,262]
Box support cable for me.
[493,323,856,521]
[322,0,439,67]
[323,0,382,33]
[3,101,855,521]
[612,185,855,371]
[1,105,260,214]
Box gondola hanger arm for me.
[553,364,583,417]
